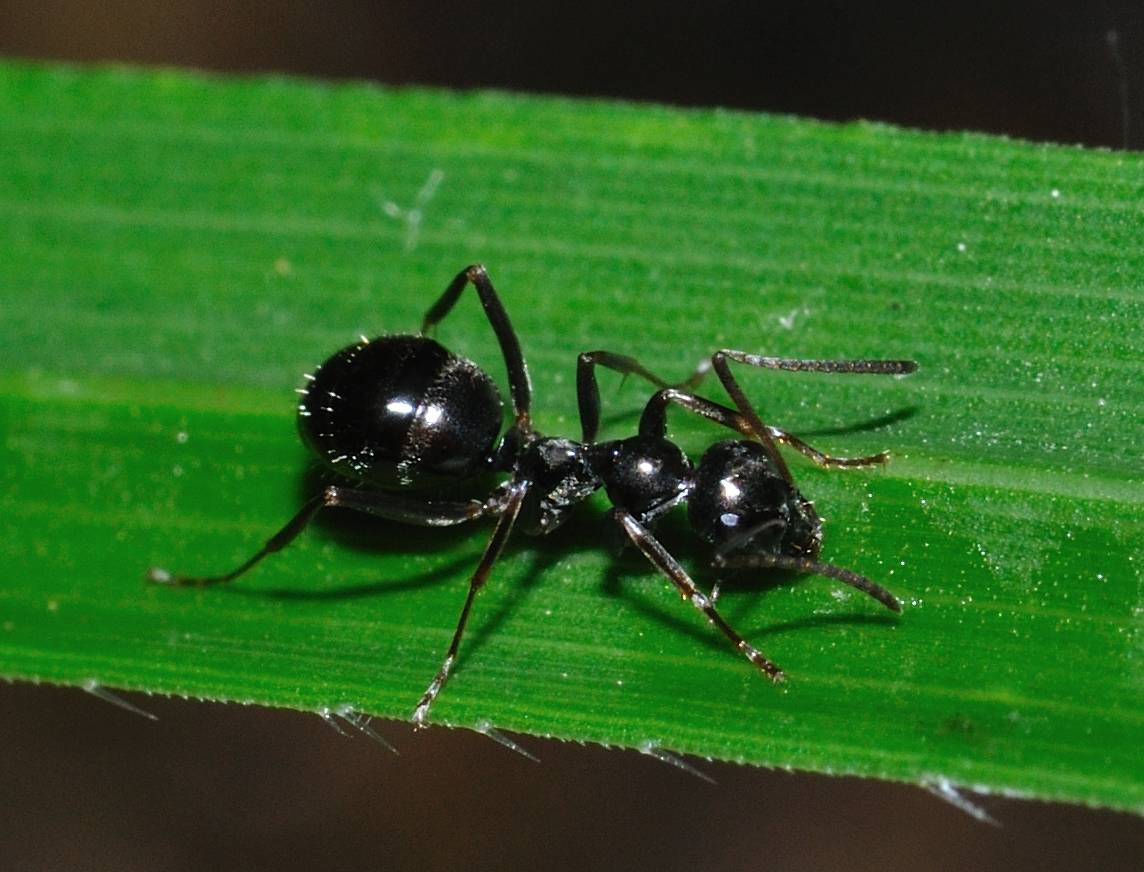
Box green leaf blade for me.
[1,61,1140,812]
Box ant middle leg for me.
[412,478,530,728]
[714,350,918,378]
[577,351,674,443]
[577,350,889,469]
[147,487,490,587]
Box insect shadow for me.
[228,464,600,671]
[231,464,899,668]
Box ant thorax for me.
[514,437,600,535]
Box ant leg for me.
[707,517,785,605]
[148,487,489,587]
[637,387,746,440]
[412,478,530,728]
[577,351,674,442]
[577,348,908,462]
[710,351,917,485]
[421,265,532,427]
[576,350,714,443]
[771,430,889,468]
[614,509,786,683]
[638,389,889,468]
[713,552,902,613]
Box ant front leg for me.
[770,429,889,468]
[421,265,533,429]
[148,487,490,586]
[614,509,786,682]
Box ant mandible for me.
[150,265,918,727]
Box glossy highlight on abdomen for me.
[297,335,503,488]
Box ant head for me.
[688,441,822,559]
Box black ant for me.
[150,265,918,727]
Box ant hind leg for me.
[422,265,533,427]
[148,487,489,587]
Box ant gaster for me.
[150,265,918,727]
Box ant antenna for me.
[713,553,902,613]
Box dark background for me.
[5,1,1144,148]
[3,2,1143,870]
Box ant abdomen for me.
[298,335,504,489]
